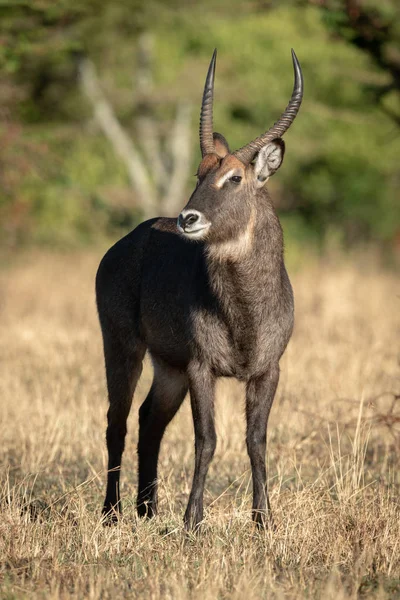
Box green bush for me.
[0,1,399,250]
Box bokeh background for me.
[1,0,399,255]
[1,2,400,598]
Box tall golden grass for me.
[0,250,399,599]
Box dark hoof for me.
[136,499,157,519]
[19,498,50,522]
[252,510,275,530]
[183,510,203,533]
[102,506,120,526]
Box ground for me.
[0,249,399,599]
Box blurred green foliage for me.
[0,0,399,250]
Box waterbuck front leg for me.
[246,364,280,527]
[184,364,217,531]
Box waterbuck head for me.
[177,49,303,249]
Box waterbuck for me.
[96,48,303,529]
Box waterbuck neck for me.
[205,198,286,329]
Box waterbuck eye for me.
[230,175,242,184]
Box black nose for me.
[179,212,199,230]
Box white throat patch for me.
[207,208,256,262]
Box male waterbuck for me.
[96,48,303,529]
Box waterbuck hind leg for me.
[102,332,145,522]
[184,364,216,531]
[246,365,280,528]
[137,357,188,518]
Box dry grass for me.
[0,249,399,599]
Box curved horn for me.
[199,49,217,157]
[234,49,303,165]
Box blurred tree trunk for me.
[79,56,157,218]
[79,33,192,219]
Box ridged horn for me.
[234,49,303,165]
[199,49,217,157]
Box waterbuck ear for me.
[213,132,230,158]
[254,138,285,188]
